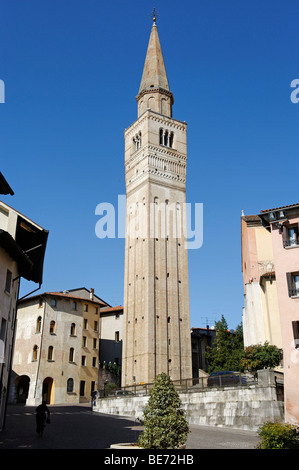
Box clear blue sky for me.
[0,0,298,329]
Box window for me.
[292,322,299,349]
[70,323,76,336]
[5,269,12,293]
[92,357,97,367]
[133,132,142,151]
[84,304,88,312]
[49,321,56,334]
[83,319,88,330]
[115,331,120,343]
[287,273,299,297]
[67,378,74,393]
[0,318,6,361]
[47,346,54,361]
[159,128,174,148]
[33,345,39,361]
[51,298,56,307]
[82,336,87,347]
[72,301,77,310]
[284,225,299,247]
[95,307,98,315]
[69,348,74,362]
[94,321,98,332]
[81,355,86,366]
[36,316,42,333]
[93,338,97,349]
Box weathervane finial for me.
[151,6,159,24]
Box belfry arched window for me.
[159,128,174,148]
[133,132,142,151]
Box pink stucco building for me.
[259,204,299,425]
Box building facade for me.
[259,204,299,425]
[9,288,105,406]
[122,18,192,386]
[241,214,282,349]
[0,191,48,430]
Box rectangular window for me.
[82,336,87,347]
[115,331,120,343]
[72,301,77,310]
[5,269,12,293]
[292,321,299,348]
[51,298,56,307]
[83,319,88,329]
[93,338,97,349]
[92,357,97,367]
[287,273,299,297]
[94,321,98,332]
[81,355,86,366]
[84,304,88,312]
[95,307,98,315]
[283,225,299,247]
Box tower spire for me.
[137,17,174,117]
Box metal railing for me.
[98,373,256,398]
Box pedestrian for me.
[35,400,50,437]
[91,390,98,410]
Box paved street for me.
[0,404,259,450]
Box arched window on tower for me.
[48,346,54,361]
[36,316,42,333]
[49,321,55,334]
[159,128,174,149]
[32,345,39,361]
[159,128,163,145]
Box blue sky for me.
[0,0,298,329]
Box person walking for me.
[35,401,50,437]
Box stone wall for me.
[93,370,284,431]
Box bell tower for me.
[122,16,192,386]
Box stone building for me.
[0,183,48,430]
[9,288,106,405]
[122,17,192,386]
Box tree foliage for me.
[241,342,282,372]
[137,373,189,449]
[205,315,244,372]
[257,422,299,449]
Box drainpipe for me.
[34,297,47,401]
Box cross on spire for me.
[151,6,159,24]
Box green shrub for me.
[137,373,189,449]
[257,422,299,449]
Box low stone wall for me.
[93,370,284,431]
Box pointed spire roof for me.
[139,21,170,94]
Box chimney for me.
[90,288,94,300]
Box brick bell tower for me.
[122,15,192,386]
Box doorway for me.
[42,377,54,404]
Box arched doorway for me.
[15,375,30,404]
[42,377,54,404]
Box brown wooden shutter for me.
[286,272,293,297]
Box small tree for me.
[241,342,282,373]
[137,373,189,449]
[205,315,244,372]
